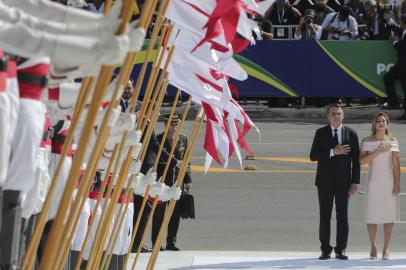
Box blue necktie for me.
[333,129,339,146]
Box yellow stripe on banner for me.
[239,63,297,97]
[133,49,158,65]
[316,41,386,97]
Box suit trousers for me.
[384,63,406,109]
[152,200,181,247]
[318,188,349,254]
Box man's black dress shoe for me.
[335,252,348,260]
[166,245,180,251]
[140,245,152,253]
[396,114,406,120]
[319,252,331,260]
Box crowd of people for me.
[310,104,400,261]
[253,0,406,40]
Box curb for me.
[159,104,405,121]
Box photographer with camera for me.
[363,0,393,40]
[321,5,359,40]
[295,9,323,39]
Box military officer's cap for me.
[163,113,182,125]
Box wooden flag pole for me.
[101,81,176,270]
[99,75,169,269]
[21,76,94,270]
[72,143,120,270]
[38,2,134,268]
[90,39,174,268]
[54,124,112,269]
[58,142,120,270]
[137,22,172,123]
[147,108,204,270]
[130,0,170,112]
[86,145,135,270]
[135,20,171,130]
[122,89,181,269]
[82,131,129,269]
[75,0,161,265]
[130,96,192,270]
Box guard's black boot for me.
[0,190,22,270]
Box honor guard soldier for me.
[152,114,191,251]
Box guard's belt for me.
[17,72,48,88]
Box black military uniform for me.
[151,114,191,251]
[131,107,181,253]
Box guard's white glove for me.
[133,171,157,195]
[108,106,122,127]
[128,160,141,174]
[132,142,142,160]
[114,112,136,134]
[129,173,141,189]
[127,20,146,52]
[51,33,129,77]
[141,171,157,186]
[161,185,182,202]
[56,82,81,108]
[66,0,122,39]
[150,182,166,198]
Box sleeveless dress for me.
[361,141,400,224]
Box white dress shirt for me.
[330,124,343,157]
[321,13,359,40]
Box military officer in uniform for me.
[151,114,191,251]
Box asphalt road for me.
[150,119,406,253]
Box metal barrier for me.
[272,24,367,40]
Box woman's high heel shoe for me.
[370,247,377,260]
[382,249,390,260]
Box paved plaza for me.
[137,119,406,269]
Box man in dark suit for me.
[383,15,406,118]
[119,79,134,113]
[310,103,360,260]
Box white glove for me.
[51,33,129,77]
[128,130,142,144]
[150,182,166,198]
[133,173,146,195]
[141,171,157,186]
[108,106,122,127]
[132,142,142,159]
[128,160,141,174]
[113,112,136,134]
[57,82,82,108]
[127,21,146,52]
[129,174,141,189]
[66,0,122,39]
[161,185,182,202]
[133,171,157,195]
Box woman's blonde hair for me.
[371,111,391,136]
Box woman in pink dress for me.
[360,112,401,260]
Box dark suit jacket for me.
[310,125,360,191]
[156,133,191,187]
[388,24,406,70]
[365,7,392,40]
